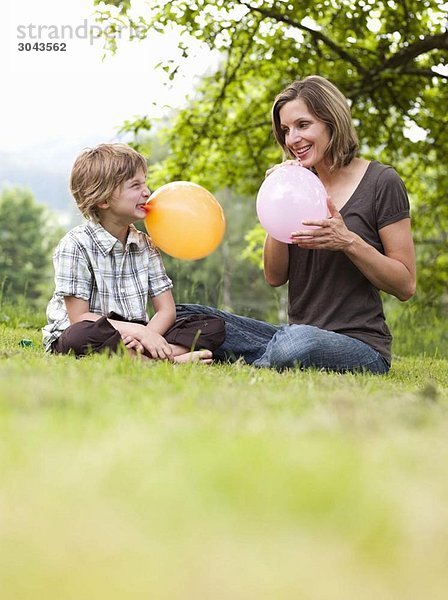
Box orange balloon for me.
[144,181,226,260]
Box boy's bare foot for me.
[173,350,213,364]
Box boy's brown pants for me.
[51,314,225,357]
[51,316,122,356]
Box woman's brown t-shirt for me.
[287,160,411,363]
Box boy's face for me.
[102,169,151,225]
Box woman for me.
[177,76,416,373]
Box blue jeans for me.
[176,304,390,374]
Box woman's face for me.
[279,98,331,170]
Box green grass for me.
[1,319,448,599]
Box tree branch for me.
[399,67,448,80]
[174,17,264,173]
[238,1,448,81]
[236,0,368,74]
[379,31,448,70]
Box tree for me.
[0,187,60,306]
[95,0,448,308]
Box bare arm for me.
[263,234,290,287]
[262,160,302,287]
[146,289,176,334]
[64,296,109,326]
[64,296,143,336]
[290,198,416,301]
[344,219,416,301]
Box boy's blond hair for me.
[70,143,147,221]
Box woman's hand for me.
[290,197,355,251]
[265,158,302,178]
[290,197,416,301]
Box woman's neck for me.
[316,158,370,211]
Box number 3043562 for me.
[18,42,67,51]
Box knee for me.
[266,325,323,370]
[263,325,306,369]
[55,317,121,357]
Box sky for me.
[2,0,216,164]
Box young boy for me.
[42,143,222,363]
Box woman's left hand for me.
[290,197,355,251]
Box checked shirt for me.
[42,222,172,350]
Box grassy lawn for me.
[1,320,448,599]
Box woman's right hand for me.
[265,158,302,178]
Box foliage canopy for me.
[96,0,448,306]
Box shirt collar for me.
[86,222,142,255]
[126,224,142,248]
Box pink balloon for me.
[256,163,328,243]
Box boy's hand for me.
[138,328,174,360]
[121,335,145,356]
[120,323,173,360]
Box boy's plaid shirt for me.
[42,222,172,350]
